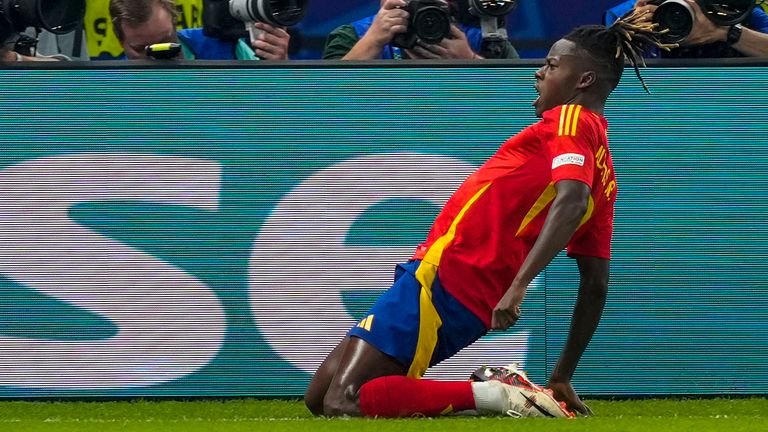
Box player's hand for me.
[406,25,476,59]
[367,0,410,47]
[547,380,593,416]
[491,282,526,330]
[251,23,290,60]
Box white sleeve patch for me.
[552,153,585,169]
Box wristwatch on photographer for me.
[727,24,743,45]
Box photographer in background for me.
[110,0,290,60]
[0,0,82,62]
[604,0,768,57]
[0,44,68,61]
[0,44,36,61]
[323,0,519,60]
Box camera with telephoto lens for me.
[392,0,451,49]
[230,0,308,45]
[0,0,85,48]
[651,0,754,44]
[203,0,308,41]
[468,0,517,18]
[465,0,517,58]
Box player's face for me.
[120,3,179,60]
[533,39,586,117]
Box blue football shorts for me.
[347,259,487,377]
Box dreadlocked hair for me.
[564,9,676,94]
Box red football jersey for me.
[411,104,617,327]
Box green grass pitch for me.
[0,398,766,432]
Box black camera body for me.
[651,0,754,43]
[392,0,451,49]
[0,0,85,46]
[203,0,248,40]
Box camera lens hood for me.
[653,0,694,43]
[697,0,753,26]
[468,0,517,18]
[229,0,308,27]
[653,0,754,43]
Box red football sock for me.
[359,375,476,417]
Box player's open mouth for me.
[533,85,541,107]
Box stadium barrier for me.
[0,60,766,397]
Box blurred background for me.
[78,0,622,60]
[290,0,620,58]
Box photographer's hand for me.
[681,0,727,46]
[251,23,290,60]
[343,0,409,60]
[0,48,15,62]
[406,25,476,59]
[632,0,657,25]
[0,48,59,62]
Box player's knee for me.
[304,368,336,416]
[322,399,357,417]
[304,389,325,416]
[322,386,360,417]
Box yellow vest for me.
[84,0,203,59]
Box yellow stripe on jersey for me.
[569,105,582,136]
[407,273,440,378]
[558,104,582,137]
[577,196,595,230]
[558,105,568,136]
[563,105,574,135]
[516,182,556,236]
[517,186,595,237]
[421,182,493,267]
[407,182,492,378]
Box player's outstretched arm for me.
[492,180,590,330]
[548,255,609,415]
